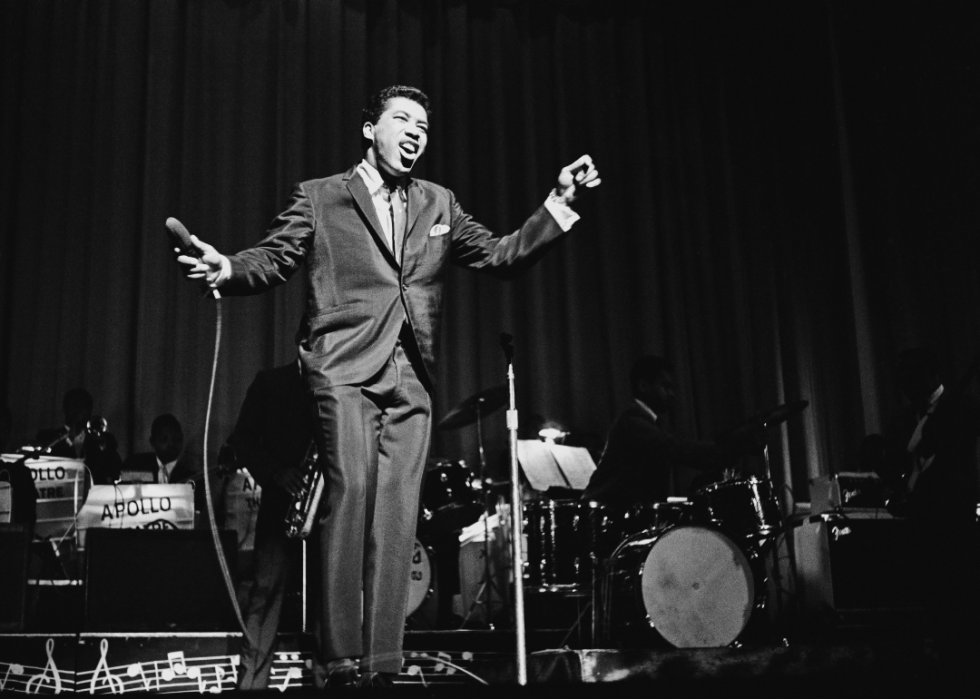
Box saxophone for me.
[284,441,325,539]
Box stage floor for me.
[0,626,954,696]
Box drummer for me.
[582,355,760,508]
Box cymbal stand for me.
[757,424,790,638]
[500,333,527,685]
[473,399,504,629]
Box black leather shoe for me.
[324,659,360,690]
[357,671,395,689]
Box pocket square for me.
[428,224,450,237]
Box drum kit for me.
[420,387,808,648]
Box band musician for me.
[583,355,762,508]
[880,347,980,671]
[227,335,312,690]
[173,85,600,687]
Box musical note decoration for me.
[404,651,488,686]
[75,644,241,694]
[270,651,312,692]
[25,639,63,694]
[0,663,25,692]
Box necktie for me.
[386,183,406,263]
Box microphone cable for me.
[200,293,252,644]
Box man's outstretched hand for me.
[169,219,227,289]
[555,155,601,205]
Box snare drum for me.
[605,524,757,648]
[692,477,781,539]
[524,499,589,592]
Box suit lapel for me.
[344,167,399,267]
[405,180,423,249]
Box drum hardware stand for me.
[474,398,504,630]
[501,333,527,685]
[301,539,307,633]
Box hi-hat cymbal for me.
[437,385,508,430]
[752,399,809,427]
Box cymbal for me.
[752,399,809,427]
[438,385,509,430]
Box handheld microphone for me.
[165,217,221,299]
[166,217,198,258]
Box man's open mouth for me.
[399,141,419,160]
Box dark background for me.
[2,0,978,505]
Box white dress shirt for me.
[157,455,178,484]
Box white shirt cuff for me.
[210,256,232,288]
[544,190,580,232]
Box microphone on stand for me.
[39,426,72,455]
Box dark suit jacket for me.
[582,403,724,507]
[121,451,201,485]
[221,166,567,390]
[227,362,313,493]
[121,451,205,511]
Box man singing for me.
[174,85,600,687]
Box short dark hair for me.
[151,413,183,440]
[630,355,673,396]
[361,85,430,151]
[63,388,93,417]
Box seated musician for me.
[121,413,201,484]
[880,347,979,671]
[582,355,757,507]
[35,387,121,484]
[122,413,207,517]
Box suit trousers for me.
[308,334,431,678]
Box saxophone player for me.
[227,330,313,691]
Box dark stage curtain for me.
[2,1,977,506]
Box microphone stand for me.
[500,333,527,685]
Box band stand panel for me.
[84,529,239,632]
[0,524,31,632]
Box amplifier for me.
[85,529,238,632]
[809,472,885,515]
[792,512,920,626]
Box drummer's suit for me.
[219,165,568,676]
[227,362,312,690]
[583,401,723,507]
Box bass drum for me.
[406,538,433,618]
[605,524,757,648]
